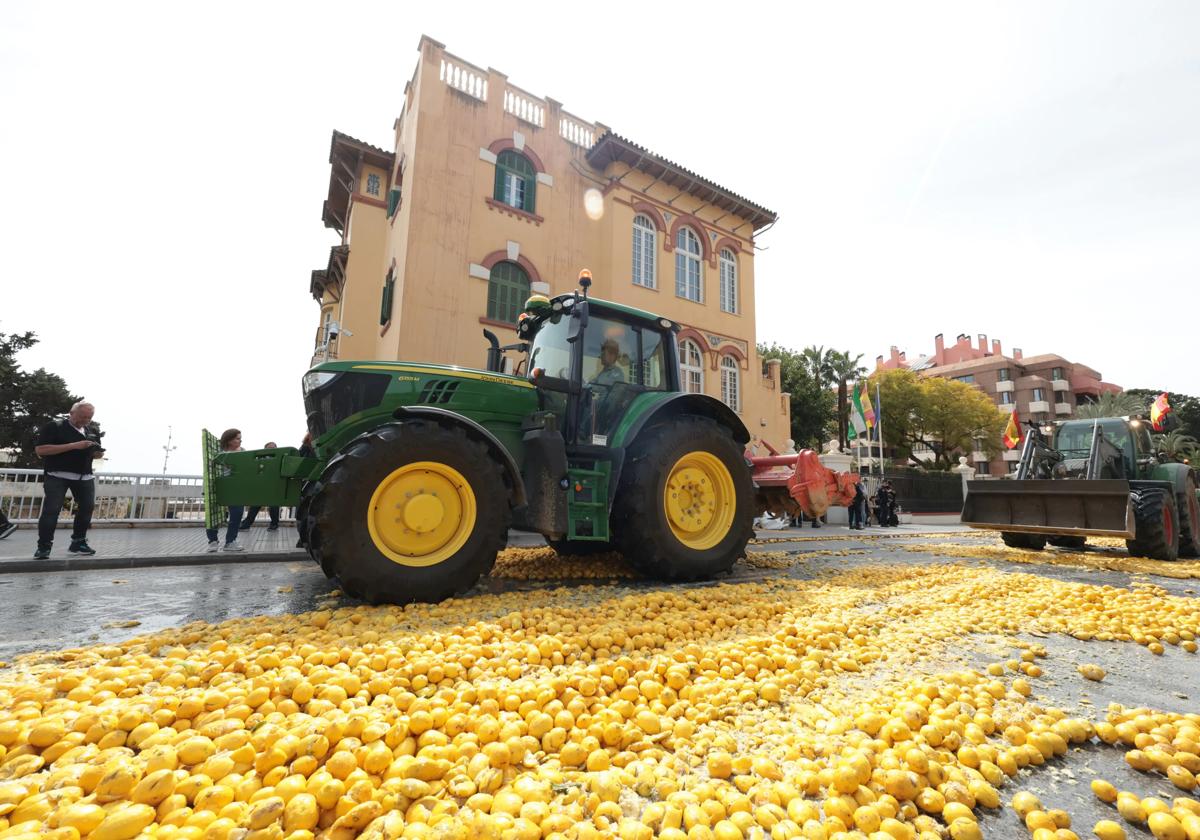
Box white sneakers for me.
[207,540,219,552]
[223,541,244,552]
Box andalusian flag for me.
[1151,392,1171,431]
[1002,409,1022,450]
[848,381,871,440]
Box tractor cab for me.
[504,271,682,446]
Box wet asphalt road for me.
[2,533,1197,836]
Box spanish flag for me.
[1003,409,1022,450]
[1151,392,1171,431]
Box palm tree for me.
[1154,430,1199,463]
[801,346,836,389]
[1076,392,1147,419]
[830,350,867,450]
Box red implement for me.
[749,449,858,519]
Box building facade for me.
[308,36,791,451]
[876,333,1122,475]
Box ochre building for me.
[309,36,790,451]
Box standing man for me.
[34,401,104,559]
[875,480,892,530]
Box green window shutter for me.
[495,150,536,212]
[486,262,530,323]
[524,174,536,214]
[386,188,401,218]
[380,276,395,325]
[494,157,507,202]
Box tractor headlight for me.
[303,371,338,396]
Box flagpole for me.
[875,382,884,477]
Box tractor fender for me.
[392,406,527,506]
[1149,461,1196,496]
[608,393,751,502]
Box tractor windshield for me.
[527,313,572,380]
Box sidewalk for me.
[0,522,973,574]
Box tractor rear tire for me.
[1047,536,1087,550]
[1177,475,1200,558]
[307,421,510,603]
[1126,488,1180,561]
[1001,532,1046,550]
[548,539,616,556]
[613,417,753,581]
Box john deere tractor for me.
[209,272,754,603]
[961,415,1200,560]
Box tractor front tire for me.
[307,421,510,603]
[1176,475,1200,558]
[1001,532,1046,550]
[613,417,753,581]
[296,479,335,578]
[1126,488,1180,561]
[1047,536,1087,550]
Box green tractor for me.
[961,415,1200,560]
[209,272,755,603]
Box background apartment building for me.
[308,36,791,451]
[877,333,1122,475]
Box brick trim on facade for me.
[631,201,667,234]
[665,213,713,264]
[479,250,543,284]
[484,197,545,225]
[487,138,546,173]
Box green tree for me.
[1075,391,1147,419]
[801,346,836,389]
[1153,430,1199,463]
[0,331,81,467]
[759,343,836,450]
[829,350,867,450]
[873,368,1006,470]
[1125,389,1200,439]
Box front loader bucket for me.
[961,479,1135,539]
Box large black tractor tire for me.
[296,480,335,577]
[1176,475,1200,558]
[1001,532,1047,550]
[1047,536,1087,550]
[307,421,510,604]
[613,416,754,581]
[547,539,616,556]
[1126,488,1180,561]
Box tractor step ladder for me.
[566,462,610,541]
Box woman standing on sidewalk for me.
[206,429,245,552]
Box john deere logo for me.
[396,375,420,381]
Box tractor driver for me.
[590,338,626,388]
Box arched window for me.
[487,261,530,324]
[675,227,702,302]
[494,150,536,213]
[719,248,738,313]
[632,214,657,288]
[720,355,740,412]
[679,339,704,394]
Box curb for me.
[0,533,553,575]
[0,551,309,575]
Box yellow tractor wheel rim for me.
[367,461,476,567]
[663,450,736,550]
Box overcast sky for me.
[3,1,1197,473]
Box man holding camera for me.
[34,401,104,559]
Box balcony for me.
[1055,402,1072,415]
[971,451,989,464]
[998,403,1015,413]
[1052,379,1070,392]
[1028,400,1051,414]
[995,380,1015,393]
[1003,449,1022,461]
[310,343,337,368]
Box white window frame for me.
[321,309,333,345]
[719,248,738,313]
[632,215,657,289]
[503,171,526,209]
[679,339,704,394]
[720,355,740,412]
[675,227,702,302]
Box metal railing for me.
[2,468,210,523]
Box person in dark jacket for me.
[33,401,104,559]
[875,481,893,529]
[0,506,15,540]
[849,480,867,530]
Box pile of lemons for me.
[0,562,1197,840]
